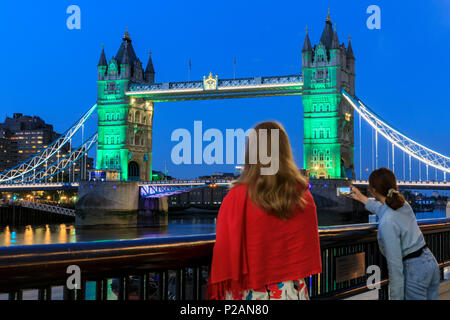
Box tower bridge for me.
[0,13,449,226]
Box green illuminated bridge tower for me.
[302,13,355,179]
[96,29,155,181]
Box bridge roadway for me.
[140,179,450,193]
[0,182,79,192]
[352,180,450,191]
[0,179,449,193]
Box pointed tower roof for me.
[319,9,334,50]
[115,27,138,66]
[145,50,155,74]
[302,26,312,52]
[331,24,340,50]
[123,26,131,42]
[347,35,355,59]
[97,45,108,67]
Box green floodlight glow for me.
[301,20,355,179]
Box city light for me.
[0,104,97,183]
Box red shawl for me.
[207,183,322,300]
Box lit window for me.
[345,113,351,121]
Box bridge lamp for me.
[314,166,319,171]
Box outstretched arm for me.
[347,185,368,204]
[347,185,383,215]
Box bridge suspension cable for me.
[20,133,98,183]
[342,90,450,175]
[0,104,97,183]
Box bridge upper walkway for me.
[126,74,303,101]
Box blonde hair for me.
[233,121,308,220]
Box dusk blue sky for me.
[1,1,449,180]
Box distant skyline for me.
[1,1,450,179]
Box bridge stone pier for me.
[76,181,169,227]
[76,181,140,227]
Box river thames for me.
[0,208,446,247]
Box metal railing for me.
[19,201,76,217]
[0,219,448,300]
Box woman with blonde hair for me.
[207,121,322,300]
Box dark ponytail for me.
[368,168,405,210]
[385,191,406,211]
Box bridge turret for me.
[346,37,356,96]
[301,27,313,69]
[97,45,108,80]
[302,11,355,179]
[145,51,155,83]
